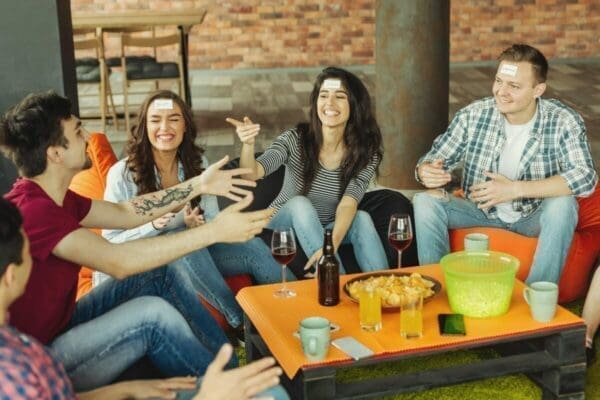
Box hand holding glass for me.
[388,214,413,268]
[271,228,297,298]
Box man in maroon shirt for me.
[0,92,275,391]
[0,197,287,400]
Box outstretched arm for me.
[226,116,265,180]
[82,156,255,230]
[78,377,197,400]
[54,195,274,279]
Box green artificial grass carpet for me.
[238,300,598,399]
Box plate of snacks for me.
[344,271,441,309]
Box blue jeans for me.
[413,191,578,283]
[52,265,235,391]
[178,239,284,328]
[268,196,388,272]
[95,238,283,329]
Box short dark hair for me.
[0,91,72,177]
[498,44,548,84]
[0,198,24,278]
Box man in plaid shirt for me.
[413,44,597,284]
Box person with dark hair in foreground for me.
[413,43,597,284]
[0,197,286,399]
[227,66,402,274]
[0,91,287,398]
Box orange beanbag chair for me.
[69,133,252,329]
[449,187,600,303]
[69,133,117,300]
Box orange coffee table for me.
[236,265,586,399]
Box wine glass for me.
[388,214,413,268]
[271,228,297,298]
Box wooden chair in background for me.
[73,28,117,131]
[119,30,186,133]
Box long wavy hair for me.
[125,90,204,195]
[299,67,383,197]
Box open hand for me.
[304,248,323,277]
[121,376,197,399]
[198,156,257,201]
[417,159,451,188]
[184,203,205,228]
[469,172,519,209]
[226,116,260,145]
[152,212,176,230]
[211,195,274,243]
[194,344,282,400]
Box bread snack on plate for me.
[347,273,436,307]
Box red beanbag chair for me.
[450,186,600,303]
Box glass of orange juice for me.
[400,291,423,338]
[359,286,382,332]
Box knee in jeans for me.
[413,190,446,214]
[135,296,181,325]
[286,196,313,212]
[353,210,374,228]
[541,196,578,223]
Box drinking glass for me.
[388,214,413,268]
[359,286,382,332]
[271,228,297,298]
[400,292,423,339]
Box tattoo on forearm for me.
[131,185,193,216]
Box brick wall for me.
[70,0,600,69]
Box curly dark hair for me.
[0,198,24,277]
[0,91,70,177]
[299,67,383,197]
[125,90,204,195]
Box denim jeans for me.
[268,196,388,273]
[413,191,578,283]
[95,238,284,329]
[52,265,235,391]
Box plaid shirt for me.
[418,97,597,219]
[0,326,75,399]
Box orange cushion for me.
[450,186,600,303]
[69,133,117,300]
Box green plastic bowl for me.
[440,251,519,318]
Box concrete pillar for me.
[376,0,449,189]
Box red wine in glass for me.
[272,247,297,265]
[388,233,412,252]
[271,228,297,298]
[388,214,413,268]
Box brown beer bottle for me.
[318,229,340,306]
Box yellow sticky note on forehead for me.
[323,79,341,90]
[500,63,518,77]
[153,99,174,110]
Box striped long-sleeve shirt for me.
[417,97,597,219]
[257,128,379,225]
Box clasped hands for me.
[418,159,519,209]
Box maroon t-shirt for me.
[5,179,92,344]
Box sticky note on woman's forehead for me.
[153,99,174,110]
[323,79,341,90]
[500,63,518,77]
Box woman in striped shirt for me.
[227,67,389,274]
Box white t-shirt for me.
[496,113,536,223]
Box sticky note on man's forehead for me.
[500,63,518,77]
[323,79,341,90]
[153,99,174,110]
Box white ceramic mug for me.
[464,233,489,251]
[523,281,558,323]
